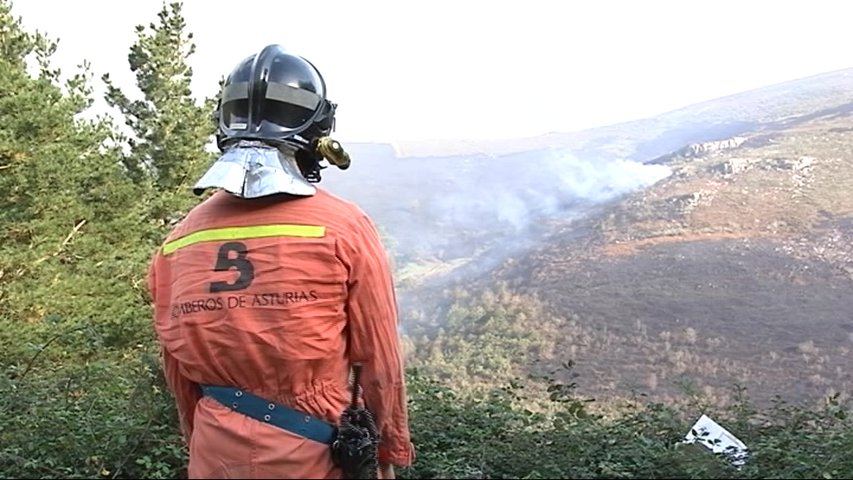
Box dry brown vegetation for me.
[416,110,853,411]
[386,77,853,420]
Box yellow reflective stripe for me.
[161,224,326,255]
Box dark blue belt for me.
[200,385,338,445]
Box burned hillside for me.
[489,109,853,408]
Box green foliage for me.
[2,354,852,479]
[102,0,215,196]
[0,0,157,365]
[398,370,853,479]
[1,342,187,479]
[0,3,189,476]
[410,282,562,393]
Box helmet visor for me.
[219,81,323,136]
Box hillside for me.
[350,70,853,411]
[466,97,853,409]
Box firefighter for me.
[147,44,414,479]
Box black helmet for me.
[214,45,336,151]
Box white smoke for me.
[547,153,673,203]
[427,148,672,233]
[325,145,673,270]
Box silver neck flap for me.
[193,140,316,198]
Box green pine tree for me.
[1,6,187,476]
[0,0,161,351]
[102,1,216,201]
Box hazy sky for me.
[10,0,853,143]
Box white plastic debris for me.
[683,414,750,467]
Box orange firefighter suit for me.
[147,188,415,479]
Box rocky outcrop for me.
[679,136,747,158]
[649,136,748,164]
